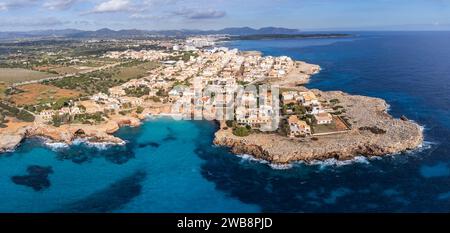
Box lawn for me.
[311,116,350,135]
[312,122,338,134]
[0,68,57,84]
[9,83,82,106]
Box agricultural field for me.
[0,68,57,84]
[46,61,159,94]
[111,61,159,81]
[8,83,82,107]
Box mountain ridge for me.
[0,27,301,39]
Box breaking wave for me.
[236,154,268,164]
[43,137,126,151]
[309,156,371,168]
[72,138,126,150]
[236,154,294,170]
[44,141,70,151]
[234,152,385,170]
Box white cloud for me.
[130,13,168,20]
[0,3,7,11]
[0,17,71,28]
[91,0,132,13]
[0,0,39,10]
[173,8,226,19]
[44,0,78,10]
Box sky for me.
[0,0,450,31]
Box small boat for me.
[400,115,409,121]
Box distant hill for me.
[69,27,302,38]
[0,27,303,40]
[233,33,352,40]
[0,29,83,40]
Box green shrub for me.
[136,106,144,114]
[149,96,161,102]
[359,126,386,134]
[330,99,340,104]
[124,86,150,97]
[17,110,35,122]
[233,126,251,137]
[225,120,234,128]
[156,89,168,97]
[119,110,131,116]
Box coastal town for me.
[0,0,447,217]
[0,36,423,164]
[36,43,338,138]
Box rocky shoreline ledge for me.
[0,118,133,153]
[214,89,424,164]
[0,104,171,153]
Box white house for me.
[39,110,56,121]
[315,112,333,125]
[288,115,311,137]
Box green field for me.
[45,61,159,95]
[112,61,160,81]
[0,68,57,84]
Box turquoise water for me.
[0,118,259,213]
[1,32,450,212]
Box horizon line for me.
[2,25,450,33]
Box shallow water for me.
[1,32,449,212]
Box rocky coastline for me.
[0,104,171,153]
[214,89,424,164]
[0,56,424,165]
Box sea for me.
[0,31,449,212]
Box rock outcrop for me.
[26,123,126,145]
[0,121,32,152]
[0,133,27,152]
[0,118,130,152]
[0,102,174,152]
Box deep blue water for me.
[1,32,450,212]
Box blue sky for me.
[0,0,450,31]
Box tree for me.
[232,126,251,137]
[156,89,167,97]
[52,114,62,127]
[136,106,144,114]
[124,86,150,97]
[225,120,234,128]
[78,104,86,111]
[293,105,306,115]
[17,110,35,122]
[52,98,70,110]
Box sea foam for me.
[42,137,127,152]
[72,138,126,150]
[236,154,294,170]
[44,141,70,151]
